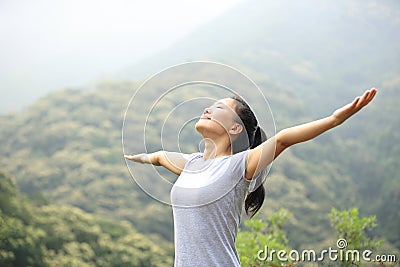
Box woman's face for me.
[195,98,242,138]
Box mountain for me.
[0,72,399,250]
[0,0,399,258]
[0,169,173,266]
[120,0,399,112]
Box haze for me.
[0,0,243,113]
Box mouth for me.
[200,116,211,120]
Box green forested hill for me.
[0,169,173,266]
[0,82,176,242]
[0,72,398,254]
[1,0,399,263]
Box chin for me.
[195,120,206,133]
[195,119,226,137]
[195,119,213,135]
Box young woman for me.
[125,88,377,267]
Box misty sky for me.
[0,0,244,113]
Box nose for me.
[203,107,211,115]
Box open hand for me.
[124,153,149,163]
[332,88,377,125]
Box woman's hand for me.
[124,153,151,164]
[332,88,378,126]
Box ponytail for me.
[231,96,268,218]
[246,126,267,218]
[245,185,265,218]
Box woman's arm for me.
[245,88,377,179]
[124,151,189,175]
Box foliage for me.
[0,0,398,264]
[0,82,176,245]
[0,75,398,253]
[237,207,391,267]
[0,69,399,264]
[237,208,293,267]
[0,170,173,267]
[329,207,382,267]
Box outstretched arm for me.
[124,151,189,175]
[245,88,377,179]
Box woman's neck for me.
[202,137,232,160]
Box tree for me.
[0,169,174,267]
[329,207,382,267]
[237,208,294,267]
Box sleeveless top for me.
[170,150,266,267]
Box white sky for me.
[0,0,244,112]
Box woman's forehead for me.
[214,98,237,108]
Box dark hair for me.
[231,96,267,218]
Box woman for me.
[125,88,377,267]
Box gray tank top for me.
[171,150,265,267]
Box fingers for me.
[124,154,148,164]
[352,96,360,108]
[354,88,377,109]
[367,88,377,102]
[359,88,377,107]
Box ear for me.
[229,123,243,135]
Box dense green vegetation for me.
[237,208,293,267]
[0,170,173,266]
[238,207,390,267]
[329,207,381,267]
[1,0,398,264]
[0,74,398,262]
